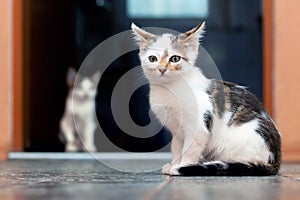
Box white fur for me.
[150,68,214,175]
[205,115,271,165]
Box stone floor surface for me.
[0,159,300,200]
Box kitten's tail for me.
[178,161,279,176]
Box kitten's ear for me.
[131,23,156,45]
[179,21,206,43]
[91,70,101,85]
[67,67,77,88]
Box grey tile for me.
[0,160,300,200]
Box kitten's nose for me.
[159,68,167,75]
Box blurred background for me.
[21,0,263,152]
[1,0,300,160]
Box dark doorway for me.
[24,0,262,152]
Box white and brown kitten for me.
[132,22,281,176]
[59,67,100,152]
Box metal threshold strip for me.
[8,152,172,160]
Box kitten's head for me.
[67,67,100,100]
[131,22,205,83]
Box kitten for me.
[59,67,100,152]
[132,22,281,176]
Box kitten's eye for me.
[148,55,158,63]
[169,55,181,63]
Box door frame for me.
[11,0,275,151]
[263,0,274,116]
[13,0,24,151]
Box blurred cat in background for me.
[59,67,100,152]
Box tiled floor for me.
[0,155,300,200]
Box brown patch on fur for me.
[159,51,169,66]
[207,81,226,118]
[167,64,182,71]
[157,50,182,72]
[224,85,232,111]
[208,80,264,125]
[227,105,258,126]
[173,65,182,70]
[223,81,264,126]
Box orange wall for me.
[0,0,12,159]
[274,0,300,160]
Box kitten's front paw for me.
[162,163,172,175]
[84,145,97,152]
[66,143,78,152]
[168,164,189,176]
[163,163,183,176]
[169,166,181,176]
